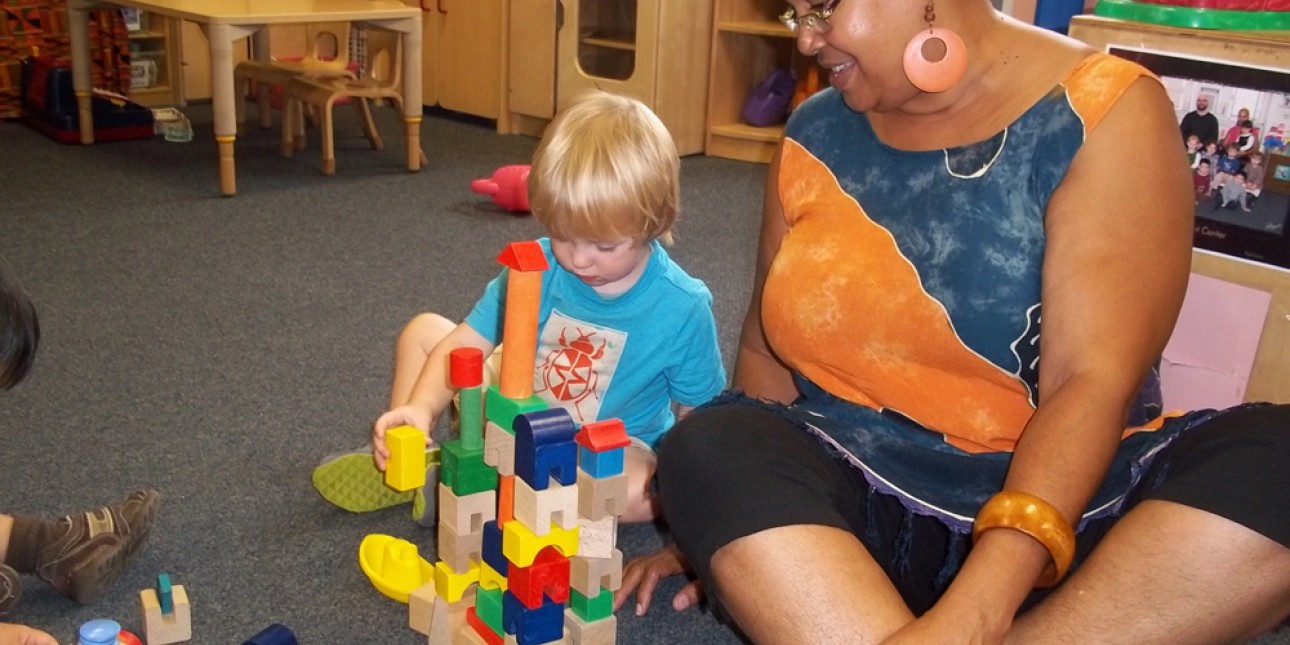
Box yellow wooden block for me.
[501,517,579,567]
[434,559,480,603]
[385,425,427,492]
[140,584,191,645]
[478,561,507,592]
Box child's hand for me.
[372,406,434,471]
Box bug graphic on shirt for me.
[536,327,605,421]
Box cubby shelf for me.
[126,11,182,107]
[705,0,798,163]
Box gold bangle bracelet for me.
[972,491,1076,588]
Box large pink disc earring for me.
[903,2,967,93]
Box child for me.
[1234,119,1257,158]
[1,258,162,624]
[1192,158,1212,204]
[1244,152,1265,207]
[313,91,727,525]
[1213,171,1252,213]
[1185,134,1203,169]
[1213,144,1242,189]
[1199,141,1220,176]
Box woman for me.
[1223,107,1261,154]
[615,1,1290,642]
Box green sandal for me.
[312,447,440,514]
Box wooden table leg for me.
[406,116,422,171]
[399,16,424,171]
[217,135,237,196]
[205,23,261,196]
[67,0,94,144]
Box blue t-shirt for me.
[464,238,726,448]
[1216,154,1242,175]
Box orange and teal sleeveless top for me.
[764,54,1164,457]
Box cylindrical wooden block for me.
[499,270,542,399]
[450,347,485,388]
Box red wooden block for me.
[574,419,629,452]
[507,545,570,609]
[467,607,503,645]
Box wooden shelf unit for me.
[554,0,713,155]
[422,0,505,121]
[705,0,798,163]
[126,11,182,107]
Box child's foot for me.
[0,564,20,617]
[312,447,440,514]
[37,488,161,604]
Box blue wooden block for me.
[514,408,578,446]
[516,441,578,492]
[242,623,297,645]
[514,410,579,491]
[481,520,508,577]
[578,445,624,478]
[502,590,564,645]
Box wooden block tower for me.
[426,240,624,645]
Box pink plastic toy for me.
[471,164,531,213]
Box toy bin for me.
[20,55,155,144]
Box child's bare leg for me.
[619,444,660,524]
[312,313,454,516]
[390,313,457,409]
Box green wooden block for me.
[484,385,546,434]
[570,586,613,622]
[459,385,484,451]
[476,585,504,636]
[440,439,498,496]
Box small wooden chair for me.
[280,40,424,175]
[233,22,355,135]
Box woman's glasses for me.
[780,0,842,34]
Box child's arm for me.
[372,323,495,470]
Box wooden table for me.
[66,0,424,196]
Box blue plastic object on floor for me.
[242,623,297,645]
[77,619,120,645]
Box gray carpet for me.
[1,104,1285,645]
[0,104,759,644]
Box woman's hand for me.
[0,623,58,645]
[614,543,703,616]
[371,405,433,471]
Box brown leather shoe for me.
[36,488,161,604]
[0,563,20,617]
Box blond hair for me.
[529,91,678,245]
